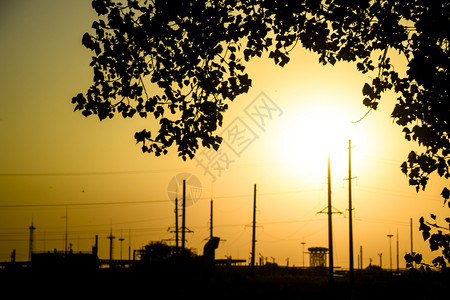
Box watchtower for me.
[308,247,328,267]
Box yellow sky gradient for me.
[0,1,447,268]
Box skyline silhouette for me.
[0,2,448,298]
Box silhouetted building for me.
[203,237,220,262]
[214,257,246,266]
[308,247,328,268]
[31,250,98,273]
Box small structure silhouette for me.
[31,250,98,273]
[308,247,328,268]
[203,236,220,262]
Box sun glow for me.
[272,96,361,182]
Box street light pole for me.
[301,242,306,267]
[387,234,394,271]
[119,237,125,260]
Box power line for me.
[356,217,414,227]
[0,199,169,208]
[356,185,442,202]
[0,161,295,178]
[0,168,198,177]
[0,188,322,208]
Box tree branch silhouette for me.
[74,0,449,269]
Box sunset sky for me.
[0,0,447,269]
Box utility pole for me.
[64,206,68,254]
[378,253,383,269]
[210,199,214,239]
[396,229,399,273]
[387,234,394,271]
[93,235,98,257]
[360,246,363,269]
[301,242,306,267]
[107,227,115,267]
[181,180,186,254]
[357,253,360,269]
[28,220,36,261]
[410,218,413,253]
[128,229,131,261]
[251,183,257,279]
[175,195,179,249]
[327,155,334,285]
[347,139,355,286]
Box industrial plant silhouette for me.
[1,152,447,299]
[1,1,448,299]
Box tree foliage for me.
[74,0,449,267]
[405,215,450,271]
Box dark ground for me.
[1,265,447,299]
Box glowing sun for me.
[272,98,359,181]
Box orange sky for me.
[0,1,447,269]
